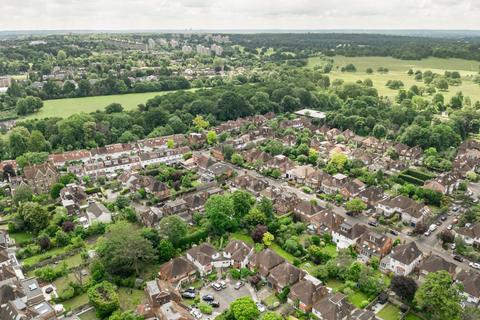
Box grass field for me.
[25,88,195,120]
[308,55,480,102]
[377,303,402,320]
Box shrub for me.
[87,281,120,319]
[199,302,213,315]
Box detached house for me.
[456,270,480,306]
[381,242,422,276]
[22,163,59,194]
[287,165,317,184]
[358,186,387,207]
[309,209,345,235]
[377,195,430,227]
[288,278,328,313]
[418,254,457,282]
[332,222,368,250]
[159,257,196,285]
[80,201,112,228]
[224,240,253,268]
[186,243,231,276]
[293,199,324,222]
[60,183,88,214]
[455,222,480,247]
[249,249,284,277]
[233,173,269,196]
[267,262,305,292]
[356,230,393,263]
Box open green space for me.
[78,309,99,320]
[62,292,89,310]
[405,313,423,320]
[25,88,195,120]
[377,303,402,320]
[308,55,480,103]
[9,231,34,245]
[347,290,369,309]
[270,243,296,263]
[118,287,146,310]
[325,278,344,290]
[230,232,254,246]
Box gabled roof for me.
[288,279,328,306]
[390,242,422,265]
[159,257,196,279]
[419,255,457,275]
[186,243,219,265]
[267,262,304,288]
[456,270,480,298]
[224,240,252,263]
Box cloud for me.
[0,0,478,30]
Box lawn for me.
[377,303,402,320]
[62,292,89,310]
[230,232,254,246]
[270,243,296,263]
[347,291,369,308]
[325,278,344,290]
[25,88,196,120]
[22,245,74,267]
[321,243,337,257]
[405,313,423,320]
[78,309,99,320]
[117,287,146,310]
[263,293,280,308]
[307,55,480,103]
[9,231,34,245]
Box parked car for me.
[346,211,354,217]
[185,287,196,293]
[389,229,399,236]
[256,303,266,313]
[182,292,196,299]
[440,215,447,221]
[208,301,220,308]
[45,287,54,294]
[435,221,442,226]
[368,221,379,227]
[219,280,227,289]
[469,262,480,270]
[234,281,244,290]
[453,255,463,262]
[453,218,459,224]
[452,206,459,212]
[202,294,215,302]
[424,231,431,237]
[190,309,202,319]
[447,224,453,230]
[211,283,222,291]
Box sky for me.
[1,0,479,31]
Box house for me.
[80,201,112,228]
[312,293,353,320]
[0,265,17,287]
[49,149,92,166]
[455,222,480,247]
[308,209,345,235]
[358,186,387,207]
[158,301,194,320]
[249,249,285,277]
[263,187,299,215]
[0,299,56,320]
[90,143,133,160]
[267,262,305,292]
[339,179,366,199]
[203,162,233,182]
[377,195,430,227]
[60,183,88,214]
[224,240,253,268]
[332,222,368,250]
[139,207,163,228]
[162,199,188,217]
[293,199,324,222]
[243,148,271,165]
[232,173,269,196]
[22,163,59,194]
[418,254,457,282]
[131,175,170,199]
[305,170,329,191]
[321,173,347,195]
[83,155,142,178]
[356,230,393,263]
[145,279,180,308]
[264,155,295,177]
[186,243,231,276]
[287,165,317,184]
[288,278,328,313]
[381,242,422,276]
[456,270,480,306]
[158,257,196,285]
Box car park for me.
[234,281,244,290]
[202,294,215,302]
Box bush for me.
[87,281,120,319]
[198,302,213,315]
[58,284,75,301]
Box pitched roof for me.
[186,243,219,265]
[313,293,353,320]
[390,242,422,265]
[456,270,480,298]
[419,255,457,275]
[251,249,284,275]
[159,257,196,279]
[267,262,304,288]
[224,240,252,263]
[288,279,328,306]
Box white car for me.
[447,224,453,230]
[219,280,227,288]
[469,262,480,270]
[256,302,266,313]
[190,309,202,319]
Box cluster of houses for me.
[150,240,379,319]
[0,231,61,319]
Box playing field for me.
[25,88,195,120]
[308,56,480,103]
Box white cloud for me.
[0,0,478,30]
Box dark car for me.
[389,229,399,236]
[453,255,464,262]
[182,292,196,299]
[346,211,354,217]
[440,215,447,221]
[45,287,54,294]
[202,294,214,302]
[185,287,195,293]
[368,221,379,227]
[209,301,220,308]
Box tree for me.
[115,195,130,209]
[158,239,176,262]
[439,229,455,244]
[17,202,50,234]
[262,312,284,320]
[345,198,367,214]
[390,275,417,302]
[435,78,449,91]
[50,183,65,199]
[280,95,301,113]
[97,222,155,276]
[158,215,188,247]
[325,152,348,174]
[230,296,259,320]
[205,195,235,235]
[245,207,267,227]
[251,225,268,243]
[87,281,120,319]
[207,130,217,145]
[13,185,33,205]
[108,310,143,320]
[262,232,274,247]
[414,271,463,320]
[231,190,254,218]
[56,49,67,61]
[231,153,244,166]
[16,96,43,115]
[192,115,209,131]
